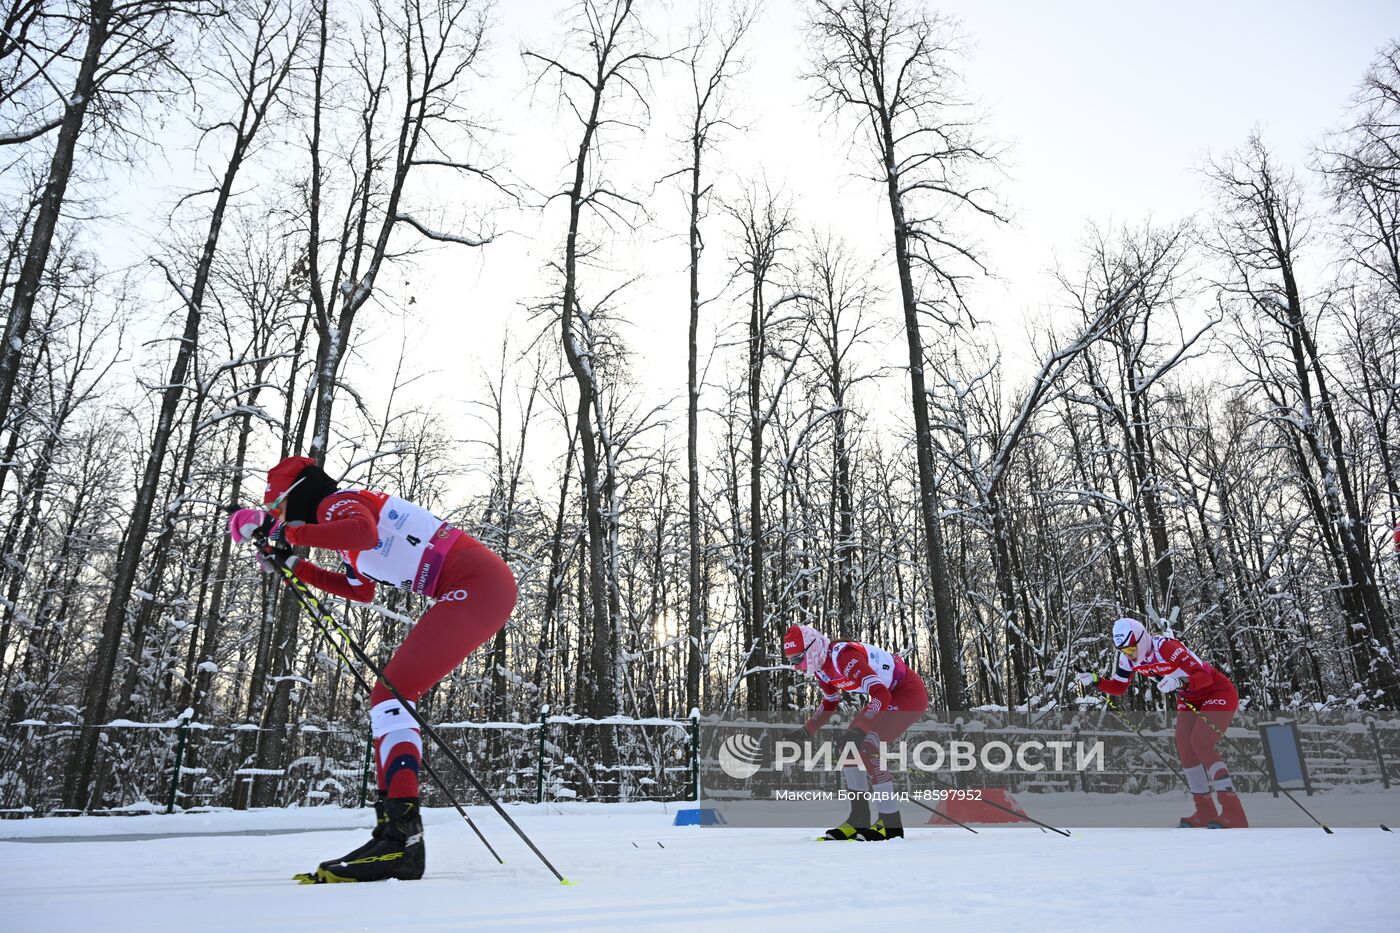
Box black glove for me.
[767,727,810,766]
[779,727,810,748]
[265,519,304,547]
[839,726,869,755]
[253,540,295,574]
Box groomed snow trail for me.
[1,802,1394,932]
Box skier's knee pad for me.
[1183,763,1209,794]
[1207,759,1233,791]
[370,698,417,739]
[377,727,423,766]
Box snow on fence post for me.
[536,705,550,805]
[358,732,373,808]
[164,709,194,815]
[1368,718,1390,790]
[690,709,701,802]
[164,722,189,814]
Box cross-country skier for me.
[781,624,929,841]
[228,455,518,882]
[1076,617,1248,828]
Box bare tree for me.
[928,228,1188,702]
[473,338,542,720]
[0,0,218,447]
[524,0,664,718]
[65,0,310,807]
[1208,134,1398,705]
[807,0,1005,705]
[677,0,753,719]
[297,0,497,462]
[798,231,881,638]
[1322,43,1400,538]
[726,184,809,709]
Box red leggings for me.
[1174,683,1239,793]
[370,542,517,796]
[858,671,930,782]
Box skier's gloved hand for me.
[1157,671,1187,693]
[1074,671,1098,689]
[253,542,296,575]
[228,508,274,545]
[839,727,870,756]
[266,519,304,547]
[777,727,810,748]
[770,727,810,764]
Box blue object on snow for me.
[673,808,725,826]
[1260,720,1314,797]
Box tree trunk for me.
[0,0,112,437]
[880,113,964,707]
[686,135,704,715]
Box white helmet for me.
[1112,617,1148,653]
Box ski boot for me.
[294,793,392,883]
[298,797,425,883]
[1178,792,1218,828]
[1207,791,1249,829]
[856,810,904,841]
[822,796,871,840]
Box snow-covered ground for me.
[2,801,1396,932]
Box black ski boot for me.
[822,795,872,840]
[298,797,425,883]
[856,809,904,841]
[293,793,393,884]
[330,791,390,864]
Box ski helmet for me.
[264,456,316,507]
[783,624,830,674]
[263,456,338,524]
[1112,617,1148,656]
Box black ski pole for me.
[1078,674,1186,785]
[1181,701,1332,835]
[903,788,978,834]
[268,551,573,881]
[276,566,504,865]
[907,775,1071,836]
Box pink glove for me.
[229,508,270,544]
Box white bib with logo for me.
[350,496,445,588]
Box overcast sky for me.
[70,0,1394,480]
[358,0,1394,449]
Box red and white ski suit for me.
[802,641,928,785]
[285,490,517,798]
[1093,635,1239,791]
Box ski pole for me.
[903,787,978,834]
[1181,701,1333,835]
[1078,674,1186,785]
[907,774,1071,836]
[267,549,573,882]
[277,567,504,865]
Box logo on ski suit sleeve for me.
[815,642,902,695]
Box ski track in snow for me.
[1,802,1395,932]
